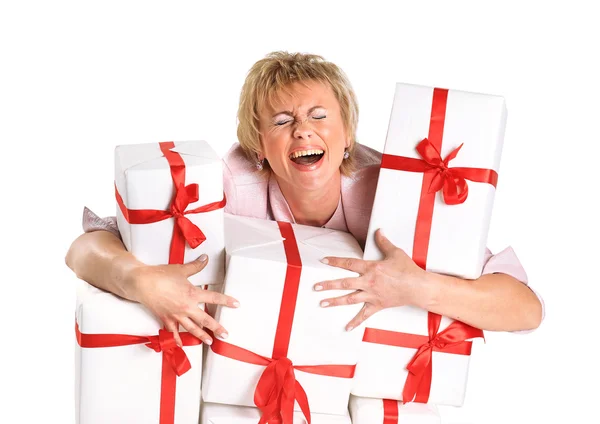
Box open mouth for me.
[289,149,325,166]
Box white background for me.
[1,1,598,423]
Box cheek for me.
[263,132,288,161]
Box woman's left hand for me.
[314,229,430,331]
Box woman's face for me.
[258,80,350,192]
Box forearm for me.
[65,230,143,302]
[415,272,542,332]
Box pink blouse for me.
[82,142,544,329]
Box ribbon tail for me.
[414,361,433,403]
[169,222,186,265]
[178,216,206,249]
[159,350,177,424]
[294,380,311,424]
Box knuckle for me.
[346,294,356,305]
[374,263,386,274]
[344,258,354,269]
[366,277,376,289]
[341,279,352,290]
[200,314,213,328]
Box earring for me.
[255,159,264,171]
[343,150,350,160]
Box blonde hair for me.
[237,51,359,175]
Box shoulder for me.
[341,144,382,247]
[221,143,269,218]
[343,143,382,203]
[222,143,269,185]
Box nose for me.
[293,120,313,140]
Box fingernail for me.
[204,338,213,345]
[320,258,329,264]
[321,301,329,307]
[346,325,354,332]
[378,229,385,238]
[233,301,240,308]
[219,332,228,340]
[199,254,208,262]
[314,285,323,291]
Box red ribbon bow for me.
[75,321,202,423]
[381,137,498,206]
[402,314,483,403]
[255,357,309,424]
[115,141,226,265]
[144,329,193,376]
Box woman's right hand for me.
[127,253,239,347]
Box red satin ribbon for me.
[383,399,399,424]
[75,321,202,424]
[370,88,487,404]
[363,320,483,403]
[115,141,227,265]
[209,221,356,424]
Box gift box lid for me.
[224,213,363,265]
[115,140,221,174]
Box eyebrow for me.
[271,105,325,118]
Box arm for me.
[315,229,543,332]
[66,208,239,346]
[66,230,142,302]
[418,271,542,332]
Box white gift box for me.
[115,140,225,286]
[200,402,351,424]
[74,280,203,424]
[349,396,440,424]
[351,306,482,406]
[202,214,364,416]
[364,83,507,279]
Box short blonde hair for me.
[237,51,359,175]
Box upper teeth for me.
[290,149,324,159]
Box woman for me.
[66,51,543,347]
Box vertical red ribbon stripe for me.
[75,321,201,424]
[209,221,356,424]
[371,88,486,403]
[115,141,227,265]
[383,399,399,424]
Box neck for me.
[276,172,342,227]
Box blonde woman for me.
[66,51,543,347]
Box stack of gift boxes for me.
[74,82,507,423]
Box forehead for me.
[261,80,338,115]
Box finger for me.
[195,287,240,308]
[375,229,398,257]
[187,307,229,341]
[162,318,183,347]
[177,316,218,345]
[320,290,370,308]
[320,256,368,274]
[181,254,209,277]
[314,276,365,292]
[346,303,381,331]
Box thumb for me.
[181,254,208,277]
[375,229,398,258]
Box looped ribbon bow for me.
[75,322,200,376]
[168,182,206,249]
[380,137,499,206]
[144,329,193,376]
[402,314,484,403]
[254,357,310,424]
